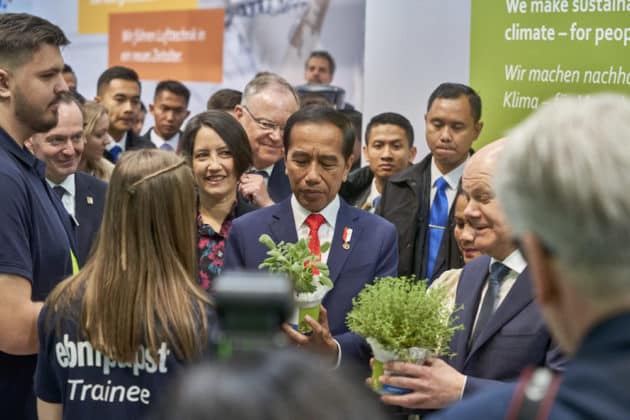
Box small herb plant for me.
[346,276,462,360]
[258,234,333,294]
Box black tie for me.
[52,185,65,201]
[469,262,510,349]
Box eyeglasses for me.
[242,105,285,133]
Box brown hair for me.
[46,149,210,362]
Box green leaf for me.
[259,234,276,250]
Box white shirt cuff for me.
[332,338,342,369]
[459,375,467,399]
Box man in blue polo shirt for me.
[0,13,77,420]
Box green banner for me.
[470,0,630,148]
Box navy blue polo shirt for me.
[35,302,218,420]
[0,127,76,420]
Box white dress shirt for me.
[149,128,180,151]
[429,156,468,209]
[290,194,340,263]
[47,173,76,219]
[361,178,380,213]
[290,194,342,366]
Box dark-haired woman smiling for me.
[181,111,254,291]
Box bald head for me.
[461,138,514,260]
[463,138,506,180]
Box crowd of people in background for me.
[1,11,629,420]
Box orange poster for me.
[79,0,197,34]
[109,9,224,83]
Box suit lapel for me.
[450,257,488,370]
[74,174,87,225]
[327,201,360,283]
[465,267,534,363]
[268,198,298,244]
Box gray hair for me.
[241,72,300,107]
[496,93,630,300]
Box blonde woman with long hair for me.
[35,149,216,420]
[78,101,114,181]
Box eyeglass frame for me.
[241,105,285,133]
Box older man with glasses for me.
[234,72,300,208]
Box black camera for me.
[214,271,294,358]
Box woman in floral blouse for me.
[181,111,254,291]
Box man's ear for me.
[522,233,560,305]
[474,120,484,138]
[0,69,11,100]
[234,104,244,120]
[408,146,417,163]
[93,95,101,104]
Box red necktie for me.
[305,213,326,274]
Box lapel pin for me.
[86,196,94,205]
[342,227,352,250]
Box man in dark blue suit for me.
[430,94,630,420]
[224,106,398,367]
[95,66,155,164]
[234,72,299,208]
[29,93,107,266]
[378,139,564,412]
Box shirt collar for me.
[0,126,45,175]
[291,194,340,228]
[365,177,380,205]
[106,131,127,151]
[150,128,180,146]
[430,155,468,190]
[251,163,274,177]
[46,173,75,197]
[490,249,527,275]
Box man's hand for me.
[282,305,339,365]
[379,357,466,409]
[238,173,273,207]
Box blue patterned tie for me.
[372,195,381,211]
[426,177,449,279]
[469,262,511,349]
[160,143,174,151]
[110,144,123,163]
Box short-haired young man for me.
[95,65,154,163]
[140,79,191,153]
[340,112,417,212]
[0,13,78,419]
[379,83,483,282]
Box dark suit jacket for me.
[378,154,463,281]
[266,160,292,204]
[448,255,565,396]
[74,172,107,266]
[339,165,373,208]
[429,313,630,420]
[104,129,155,163]
[223,197,399,365]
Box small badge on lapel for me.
[86,196,94,205]
[342,227,352,250]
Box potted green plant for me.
[346,276,462,394]
[259,234,334,334]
